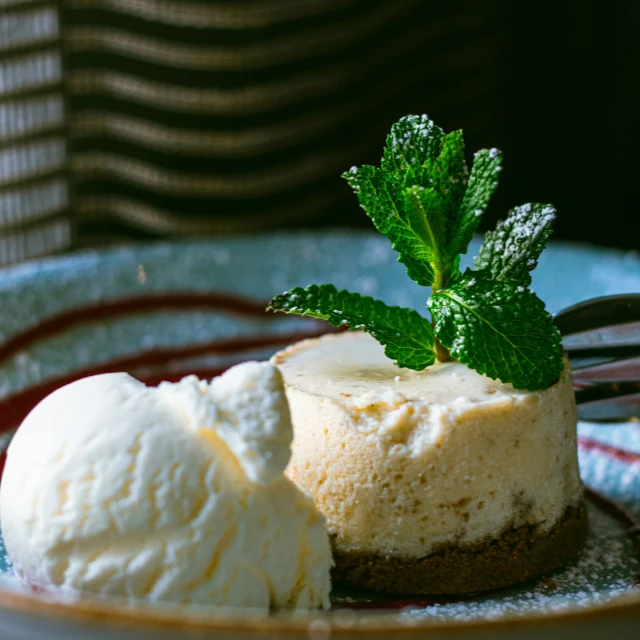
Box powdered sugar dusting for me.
[477,203,556,281]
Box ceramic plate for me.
[0,231,639,640]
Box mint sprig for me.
[267,285,435,370]
[267,115,564,390]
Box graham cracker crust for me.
[332,502,588,594]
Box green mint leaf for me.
[403,185,447,271]
[267,284,435,370]
[343,117,467,287]
[425,130,468,283]
[426,130,468,223]
[342,165,398,236]
[342,165,437,286]
[448,254,462,284]
[381,114,444,174]
[474,203,556,285]
[428,271,563,389]
[448,148,502,259]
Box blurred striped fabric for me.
[0,1,69,266]
[0,0,510,264]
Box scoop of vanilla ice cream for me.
[0,363,332,609]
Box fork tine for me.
[571,357,640,383]
[576,390,640,422]
[566,344,640,361]
[564,313,640,342]
[554,294,640,336]
[574,381,640,402]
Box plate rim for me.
[0,585,638,634]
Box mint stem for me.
[432,272,452,362]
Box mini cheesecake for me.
[272,331,587,594]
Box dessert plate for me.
[0,231,638,640]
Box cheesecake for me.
[273,331,587,594]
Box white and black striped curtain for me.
[1,0,511,264]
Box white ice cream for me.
[0,363,332,609]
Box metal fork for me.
[554,294,640,421]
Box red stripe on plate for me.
[0,292,272,365]
[578,436,640,465]
[0,327,335,434]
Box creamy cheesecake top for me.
[274,331,529,408]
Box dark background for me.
[475,1,639,249]
[72,0,638,250]
[326,1,639,249]
[1,0,638,263]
